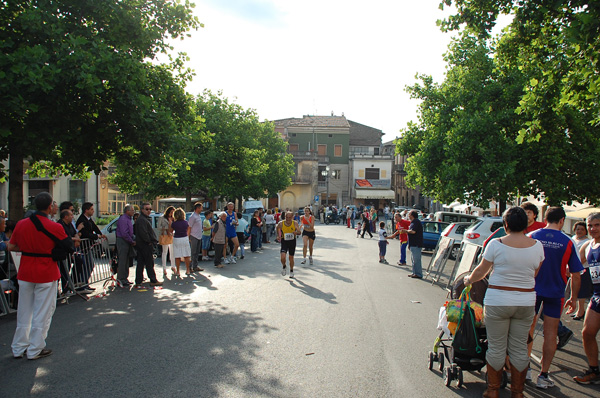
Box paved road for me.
[0,224,596,397]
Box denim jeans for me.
[409,246,422,277]
[400,242,408,264]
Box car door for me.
[422,222,447,249]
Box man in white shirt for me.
[187,202,204,272]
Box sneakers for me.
[300,258,306,264]
[289,271,294,278]
[526,368,532,381]
[573,369,600,384]
[201,256,210,261]
[281,266,287,276]
[28,349,53,360]
[240,255,244,259]
[557,329,574,350]
[536,374,555,389]
[309,256,313,265]
[223,257,231,265]
[230,256,237,264]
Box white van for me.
[433,211,479,224]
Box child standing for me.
[378,221,389,264]
[356,221,362,238]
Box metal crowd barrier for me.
[58,238,114,302]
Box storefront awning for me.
[355,189,395,199]
[566,207,600,219]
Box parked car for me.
[421,221,450,251]
[441,221,475,259]
[433,211,479,224]
[463,217,504,246]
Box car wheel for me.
[449,244,460,260]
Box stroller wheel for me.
[438,351,444,371]
[443,366,452,387]
[428,351,435,370]
[456,366,463,388]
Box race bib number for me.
[284,232,294,241]
[590,265,600,284]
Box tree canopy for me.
[111,90,294,210]
[0,0,201,218]
[397,1,600,207]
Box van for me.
[433,211,478,224]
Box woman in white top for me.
[264,209,276,243]
[464,207,544,398]
[572,221,592,319]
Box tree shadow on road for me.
[0,282,296,398]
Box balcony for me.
[349,153,394,160]
[393,164,406,174]
[289,150,329,163]
[291,173,314,184]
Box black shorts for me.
[302,230,316,241]
[280,239,296,256]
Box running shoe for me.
[117,280,132,288]
[526,368,532,381]
[281,266,287,276]
[230,256,237,264]
[536,374,555,389]
[382,259,389,264]
[300,258,306,264]
[573,369,600,384]
[289,271,294,278]
[557,329,574,349]
[223,257,231,265]
[309,256,313,265]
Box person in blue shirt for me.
[528,206,582,389]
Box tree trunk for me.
[8,147,24,220]
[185,189,192,212]
[498,199,507,216]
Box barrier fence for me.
[425,239,483,291]
[1,238,114,316]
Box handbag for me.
[451,299,484,358]
[446,285,484,327]
[158,233,173,246]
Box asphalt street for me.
[0,223,597,397]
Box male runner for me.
[277,211,301,278]
[573,212,600,384]
[528,206,582,389]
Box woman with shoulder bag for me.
[158,206,175,277]
[463,207,544,398]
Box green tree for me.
[435,0,600,205]
[0,0,201,218]
[195,90,293,205]
[111,90,294,210]
[399,33,531,210]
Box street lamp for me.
[321,166,338,207]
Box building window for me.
[328,134,333,138]
[28,180,50,204]
[69,180,86,206]
[317,144,327,156]
[289,143,299,153]
[374,147,380,155]
[108,190,127,214]
[334,144,342,157]
[365,168,380,179]
[290,133,296,137]
[332,169,341,179]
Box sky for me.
[170,0,461,142]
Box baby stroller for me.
[428,272,507,388]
